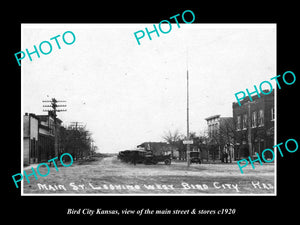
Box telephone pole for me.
[244,101,255,157]
[42,98,67,157]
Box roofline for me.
[232,89,274,106]
[205,115,221,121]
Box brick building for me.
[232,89,275,159]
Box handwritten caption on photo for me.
[36,180,273,193]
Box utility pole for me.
[42,98,67,158]
[244,101,255,157]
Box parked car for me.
[190,151,201,164]
[143,152,171,165]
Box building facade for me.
[36,114,55,162]
[37,112,63,162]
[205,115,234,161]
[23,112,63,165]
[232,90,274,159]
[23,113,39,166]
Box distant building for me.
[205,115,234,161]
[232,89,274,159]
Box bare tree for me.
[162,130,186,160]
[59,125,96,160]
[162,129,181,145]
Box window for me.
[210,124,214,137]
[258,109,264,126]
[212,124,217,136]
[208,125,212,137]
[271,107,275,121]
[215,123,219,134]
[252,111,257,128]
[242,114,248,130]
[237,116,241,130]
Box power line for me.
[42,97,67,157]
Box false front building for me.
[205,115,234,162]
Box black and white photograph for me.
[6,4,299,221]
[21,23,276,195]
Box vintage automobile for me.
[118,149,171,165]
[189,151,201,164]
[142,152,171,165]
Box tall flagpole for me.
[186,48,190,167]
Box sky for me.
[22,23,276,153]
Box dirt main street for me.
[22,156,275,195]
